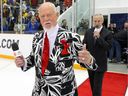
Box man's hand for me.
[15,56,25,67]
[78,44,92,65]
[93,31,100,39]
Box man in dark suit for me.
[14,2,97,96]
[83,14,112,96]
[113,21,128,64]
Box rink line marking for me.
[0,54,86,70]
[73,63,86,70]
[0,54,15,60]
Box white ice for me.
[0,58,88,96]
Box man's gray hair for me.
[38,2,57,13]
[93,14,104,20]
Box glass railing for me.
[58,0,94,35]
[0,0,94,35]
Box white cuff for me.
[22,59,27,71]
[86,55,94,69]
[88,54,93,64]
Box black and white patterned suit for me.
[22,27,97,96]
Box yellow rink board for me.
[0,54,85,70]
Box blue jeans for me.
[109,39,121,62]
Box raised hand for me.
[78,44,92,65]
[15,56,25,67]
[93,31,100,39]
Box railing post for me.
[1,0,3,33]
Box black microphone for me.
[11,43,22,57]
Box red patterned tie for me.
[41,32,49,76]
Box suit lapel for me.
[49,27,65,64]
[93,27,104,45]
[91,28,96,46]
[100,27,105,37]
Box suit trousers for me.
[88,70,105,96]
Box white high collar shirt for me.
[23,24,59,70]
[94,25,103,32]
[43,24,59,54]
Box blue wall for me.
[110,13,128,30]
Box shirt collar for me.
[44,24,59,40]
[44,24,59,35]
[94,25,103,32]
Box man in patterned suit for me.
[15,2,97,96]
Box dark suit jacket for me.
[114,30,128,48]
[83,27,112,72]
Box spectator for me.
[113,21,128,63]
[25,16,39,34]
[61,19,68,30]
[108,23,121,63]
[77,18,89,34]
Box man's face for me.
[124,22,128,30]
[93,16,103,28]
[38,5,58,30]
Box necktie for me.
[41,32,50,76]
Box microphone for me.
[11,43,22,57]
[93,28,100,39]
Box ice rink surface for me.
[0,58,88,96]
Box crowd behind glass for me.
[0,0,72,34]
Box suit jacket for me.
[113,30,128,48]
[22,27,97,96]
[83,27,112,72]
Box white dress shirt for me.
[23,24,59,70]
[94,26,103,32]
[44,24,59,54]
